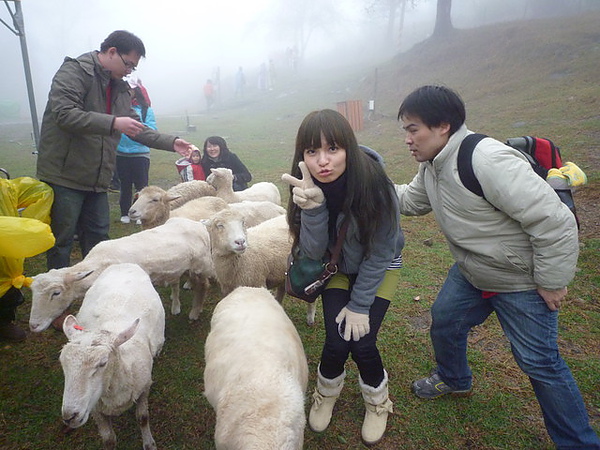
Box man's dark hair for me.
[398,85,466,136]
[100,30,146,57]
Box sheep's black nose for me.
[63,412,78,425]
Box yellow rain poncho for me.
[0,177,55,297]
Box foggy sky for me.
[1,0,590,122]
[2,0,432,120]
[1,0,280,118]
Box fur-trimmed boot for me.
[360,371,393,445]
[308,367,346,433]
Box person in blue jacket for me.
[116,80,155,224]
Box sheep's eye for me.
[50,291,61,299]
[94,359,108,371]
[216,223,224,230]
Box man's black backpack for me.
[457,134,580,227]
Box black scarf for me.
[314,171,348,241]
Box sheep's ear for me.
[167,194,182,203]
[210,168,217,174]
[201,218,212,227]
[64,270,94,284]
[113,318,140,348]
[63,315,82,340]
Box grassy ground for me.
[1,12,599,450]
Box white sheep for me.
[166,180,216,209]
[206,210,290,298]
[129,185,228,229]
[206,167,282,205]
[29,217,214,332]
[129,185,285,230]
[230,201,286,226]
[204,286,308,450]
[205,209,317,326]
[60,263,164,450]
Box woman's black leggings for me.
[318,288,390,387]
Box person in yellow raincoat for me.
[0,175,54,341]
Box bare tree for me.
[263,0,340,66]
[432,0,453,38]
[364,0,418,49]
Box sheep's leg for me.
[136,388,157,450]
[170,280,181,315]
[306,302,316,327]
[92,410,116,450]
[181,273,192,290]
[188,273,209,321]
[274,285,286,303]
[276,285,316,326]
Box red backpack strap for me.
[532,138,563,169]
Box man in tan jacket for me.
[394,85,599,449]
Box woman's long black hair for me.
[287,109,398,256]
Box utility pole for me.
[1,0,40,150]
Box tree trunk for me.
[385,0,397,46]
[397,0,408,49]
[432,0,453,38]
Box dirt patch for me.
[406,311,431,331]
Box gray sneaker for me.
[412,372,471,399]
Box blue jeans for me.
[431,264,600,449]
[46,183,110,270]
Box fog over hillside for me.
[1,0,595,123]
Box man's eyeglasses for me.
[118,53,137,72]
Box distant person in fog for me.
[234,66,245,99]
[204,79,215,112]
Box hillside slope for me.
[363,12,599,155]
[353,11,600,239]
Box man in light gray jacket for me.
[395,85,599,449]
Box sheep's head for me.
[205,209,248,255]
[59,315,140,428]
[29,269,94,332]
[207,168,233,189]
[128,186,180,222]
